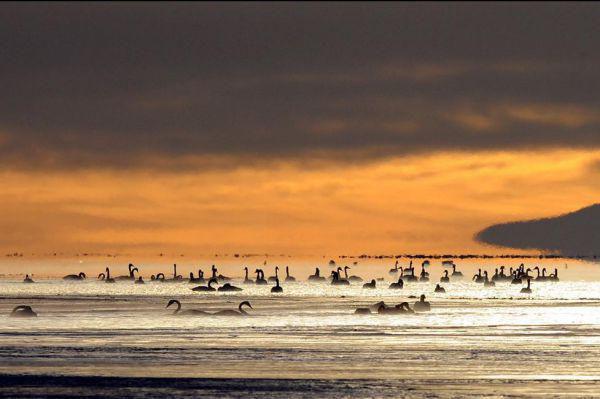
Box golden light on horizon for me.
[1,149,598,256]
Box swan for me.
[154,273,166,282]
[389,260,400,275]
[211,265,231,282]
[63,272,86,281]
[473,269,484,283]
[491,268,500,282]
[419,266,429,282]
[354,307,372,314]
[344,266,363,282]
[97,273,106,281]
[255,269,268,285]
[271,278,283,293]
[104,267,115,283]
[23,274,34,283]
[362,279,376,289]
[549,268,559,282]
[267,266,279,283]
[160,264,183,283]
[434,284,445,293]
[308,267,326,282]
[188,272,202,283]
[389,277,404,289]
[451,264,463,279]
[440,270,450,283]
[243,267,254,284]
[10,305,37,317]
[218,282,243,292]
[211,301,253,316]
[166,299,209,316]
[520,278,532,293]
[331,270,350,286]
[398,302,414,314]
[191,277,218,292]
[135,276,145,284]
[413,294,431,312]
[403,261,418,282]
[115,264,138,281]
[420,261,430,277]
[483,271,495,287]
[511,271,522,285]
[284,266,296,282]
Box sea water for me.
[1,257,600,398]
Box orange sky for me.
[2,149,598,256]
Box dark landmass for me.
[476,204,600,256]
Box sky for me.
[1,3,599,256]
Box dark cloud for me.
[1,3,600,170]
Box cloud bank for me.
[1,4,600,170]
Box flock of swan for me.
[11,260,556,318]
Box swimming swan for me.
[271,278,283,293]
[389,277,404,289]
[166,299,209,316]
[211,301,253,316]
[243,267,254,284]
[191,277,218,292]
[440,270,450,283]
[362,279,376,289]
[218,282,243,292]
[23,274,34,283]
[413,294,431,312]
[63,272,86,281]
[10,305,37,317]
[308,267,326,282]
[285,266,296,282]
[520,278,532,293]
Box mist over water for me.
[1,257,600,397]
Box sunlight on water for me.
[1,257,600,397]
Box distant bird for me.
[331,270,349,286]
[267,266,280,283]
[218,282,243,292]
[63,272,86,281]
[389,277,404,289]
[308,267,326,282]
[473,269,484,283]
[413,294,431,312]
[271,278,283,293]
[440,270,450,283]
[115,264,138,281]
[549,268,559,282]
[483,271,495,287]
[23,274,34,283]
[434,284,445,293]
[389,261,400,275]
[135,276,145,284]
[284,266,296,282]
[520,278,532,294]
[344,266,363,282]
[451,264,463,279]
[211,301,253,316]
[10,305,37,317]
[166,299,209,316]
[191,278,218,292]
[362,279,376,289]
[255,269,268,285]
[104,267,115,283]
[243,267,254,284]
